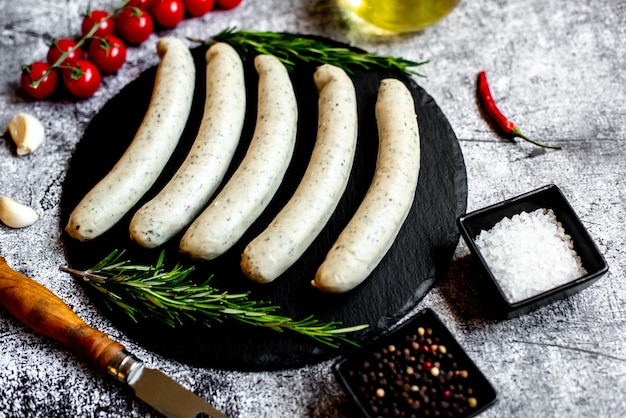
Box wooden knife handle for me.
[0,256,125,373]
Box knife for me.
[0,256,228,418]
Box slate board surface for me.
[60,41,467,371]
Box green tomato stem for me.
[30,0,131,88]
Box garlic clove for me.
[0,196,40,228]
[5,113,45,155]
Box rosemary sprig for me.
[190,28,428,76]
[60,250,367,348]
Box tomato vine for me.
[20,0,243,100]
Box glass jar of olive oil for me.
[340,0,460,33]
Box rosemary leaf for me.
[60,250,367,349]
[190,28,428,76]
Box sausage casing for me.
[241,64,358,283]
[179,54,298,261]
[129,42,246,248]
[312,78,421,293]
[65,37,195,241]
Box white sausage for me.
[312,78,421,293]
[129,42,246,248]
[65,37,195,241]
[179,54,298,261]
[241,64,357,283]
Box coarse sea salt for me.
[474,208,587,304]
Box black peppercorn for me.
[333,309,497,418]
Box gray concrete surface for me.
[1,0,625,417]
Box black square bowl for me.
[457,184,608,319]
[333,308,497,418]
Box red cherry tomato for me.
[116,7,154,44]
[151,0,185,28]
[88,35,127,73]
[216,0,242,9]
[46,39,85,66]
[183,0,214,16]
[127,0,154,10]
[20,61,58,100]
[62,60,101,98]
[81,9,116,39]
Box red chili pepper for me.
[477,70,561,150]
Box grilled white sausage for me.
[129,42,246,248]
[241,64,357,283]
[179,54,298,260]
[312,78,421,293]
[65,37,195,241]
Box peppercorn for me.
[334,309,496,418]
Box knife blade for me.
[0,256,228,418]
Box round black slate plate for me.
[61,39,467,371]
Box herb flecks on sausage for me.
[312,78,421,293]
[65,37,195,241]
[130,42,246,248]
[179,54,298,261]
[241,64,358,283]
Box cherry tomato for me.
[20,61,58,100]
[183,0,214,16]
[116,7,154,44]
[151,0,185,28]
[127,0,154,10]
[81,9,116,39]
[88,35,127,73]
[216,0,242,9]
[62,60,101,98]
[46,39,85,66]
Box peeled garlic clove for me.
[0,196,39,228]
[5,113,45,155]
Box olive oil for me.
[341,0,460,33]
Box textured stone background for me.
[1,0,625,417]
